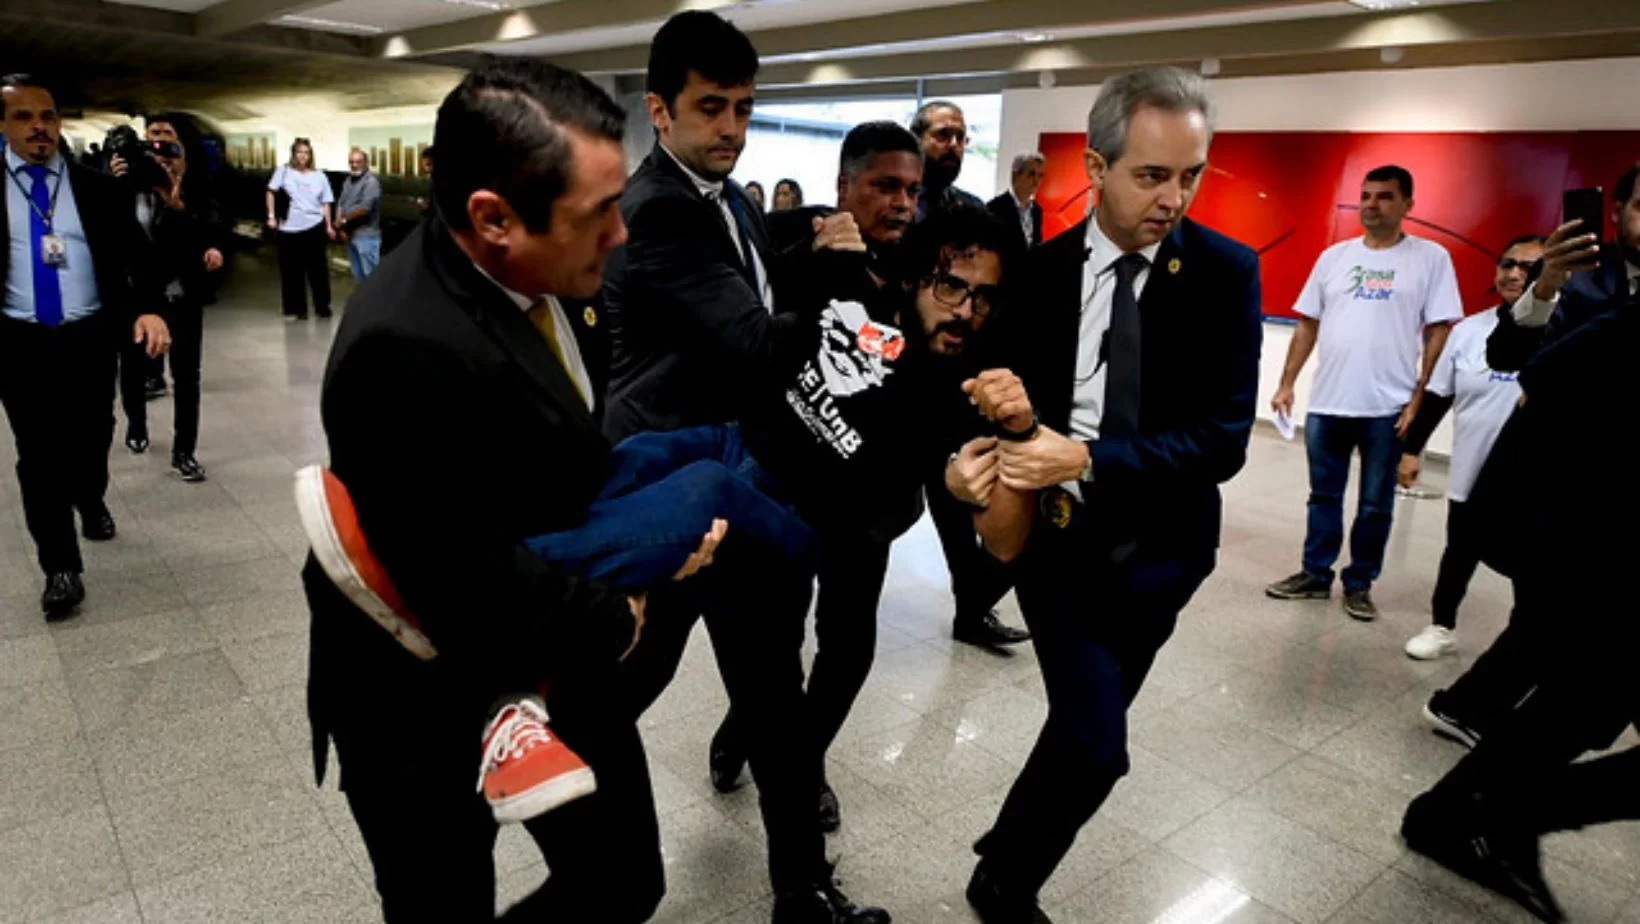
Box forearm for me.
[1279,319,1319,389]
[1418,325,1452,388]
[1400,391,1453,456]
[263,191,276,219]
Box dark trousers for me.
[1435,569,1542,737]
[807,531,893,755]
[277,225,331,318]
[975,518,1214,896]
[0,313,117,575]
[1302,412,1401,591]
[925,472,1014,619]
[1431,499,1485,629]
[120,297,204,455]
[525,425,815,590]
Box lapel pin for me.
[1167,258,1182,275]
[582,306,598,328]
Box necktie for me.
[1103,253,1148,438]
[526,298,587,406]
[721,191,762,296]
[24,165,63,327]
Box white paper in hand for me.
[1274,408,1297,441]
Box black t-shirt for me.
[742,277,973,539]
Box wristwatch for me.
[996,415,1040,442]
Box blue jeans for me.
[347,234,381,281]
[1302,413,1402,591]
[524,424,814,591]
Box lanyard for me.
[8,163,63,229]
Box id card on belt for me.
[40,234,67,267]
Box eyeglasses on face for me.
[928,271,999,318]
[1497,257,1541,272]
[929,127,969,146]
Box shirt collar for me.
[1009,189,1032,212]
[470,261,540,313]
[6,147,63,177]
[1085,211,1163,273]
[659,143,724,200]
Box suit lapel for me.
[1140,224,1187,319]
[647,144,762,292]
[1040,220,1089,431]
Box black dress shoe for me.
[125,431,149,454]
[771,882,890,923]
[818,780,841,834]
[1402,797,1564,923]
[143,376,167,400]
[81,507,116,542]
[709,715,747,794]
[316,306,334,319]
[967,863,1053,924]
[172,453,208,483]
[41,572,85,621]
[953,610,1031,649]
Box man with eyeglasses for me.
[911,99,1029,651]
[911,100,984,220]
[1396,235,1545,665]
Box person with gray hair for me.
[987,150,1046,250]
[946,65,1262,922]
[910,99,984,219]
[336,147,382,281]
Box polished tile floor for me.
[1,258,1636,924]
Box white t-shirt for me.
[1424,308,1518,503]
[1295,235,1463,417]
[268,166,334,234]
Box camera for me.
[104,124,181,189]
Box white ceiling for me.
[297,0,515,33]
[105,0,222,11]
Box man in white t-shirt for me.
[1396,235,1544,664]
[1266,165,1462,620]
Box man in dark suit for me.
[598,15,886,923]
[0,75,169,620]
[948,67,1261,923]
[986,152,1045,252]
[911,100,985,219]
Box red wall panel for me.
[1036,130,1640,319]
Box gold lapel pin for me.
[1167,257,1182,275]
[582,306,598,328]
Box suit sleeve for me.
[1087,247,1262,487]
[625,193,817,385]
[1487,294,1566,372]
[324,334,637,677]
[106,177,164,327]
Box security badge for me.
[1039,489,1075,530]
[1167,257,1182,275]
[40,233,67,267]
[582,305,598,328]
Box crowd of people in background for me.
[3,8,1639,920]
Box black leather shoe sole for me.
[953,619,1031,650]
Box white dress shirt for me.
[1069,215,1162,443]
[5,148,102,324]
[474,263,595,412]
[1511,260,1640,327]
[1010,190,1035,244]
[659,144,774,312]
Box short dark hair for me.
[745,180,764,195]
[775,178,803,206]
[909,100,962,140]
[839,121,921,178]
[1364,164,1414,198]
[433,58,625,233]
[646,11,759,114]
[1616,163,1639,206]
[898,203,1019,288]
[0,73,55,116]
[1501,233,1546,256]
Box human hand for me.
[811,212,866,253]
[1271,384,1295,417]
[997,425,1089,491]
[946,436,1000,507]
[1398,454,1421,489]
[109,154,128,178]
[1395,393,1421,439]
[673,518,728,581]
[326,225,338,241]
[620,593,647,661]
[133,314,171,358]
[962,369,1035,433]
[266,216,278,231]
[1533,220,1601,301]
[203,248,224,272]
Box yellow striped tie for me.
[526,298,587,406]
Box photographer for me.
[109,112,226,482]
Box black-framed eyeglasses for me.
[928,272,1000,318]
[1498,257,1541,273]
[929,127,969,146]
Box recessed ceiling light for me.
[440,0,511,9]
[1017,31,1053,43]
[276,14,384,34]
[1349,0,1421,9]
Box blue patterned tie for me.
[24,165,63,327]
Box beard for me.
[924,154,961,189]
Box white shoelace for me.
[477,698,553,792]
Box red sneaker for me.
[293,465,437,660]
[479,698,598,824]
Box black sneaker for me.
[172,453,208,483]
[1423,693,1481,749]
[1266,572,1331,600]
[1343,588,1378,621]
[144,376,167,400]
[125,429,149,454]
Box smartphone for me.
[1563,187,1605,239]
